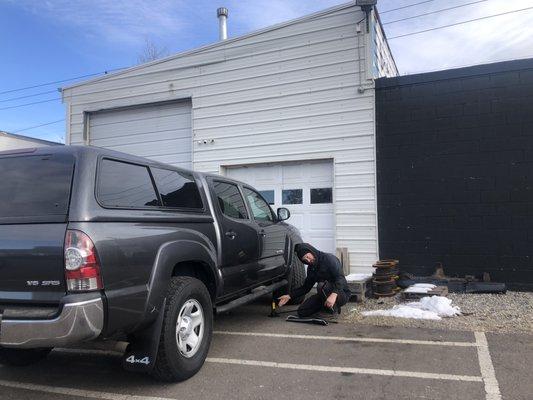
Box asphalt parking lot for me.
[0,298,531,400]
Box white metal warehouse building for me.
[61,1,397,274]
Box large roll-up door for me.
[88,100,192,168]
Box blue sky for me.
[1,0,533,143]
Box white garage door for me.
[226,160,335,254]
[88,101,192,168]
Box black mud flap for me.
[122,298,166,373]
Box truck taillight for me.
[64,230,103,292]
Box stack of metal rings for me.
[372,259,400,297]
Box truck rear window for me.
[0,153,74,219]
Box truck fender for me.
[143,238,219,325]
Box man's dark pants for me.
[297,281,349,317]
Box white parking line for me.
[0,379,175,400]
[214,330,476,347]
[206,357,483,382]
[475,332,502,400]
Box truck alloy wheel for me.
[176,299,204,358]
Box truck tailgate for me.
[0,224,68,304]
[0,151,74,305]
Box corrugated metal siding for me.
[63,4,385,273]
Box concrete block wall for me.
[375,59,533,290]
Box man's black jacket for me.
[290,243,351,299]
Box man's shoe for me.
[327,309,339,322]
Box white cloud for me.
[10,0,191,46]
[379,0,533,74]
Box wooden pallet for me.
[402,286,449,300]
[336,247,351,276]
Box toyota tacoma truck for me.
[0,145,305,381]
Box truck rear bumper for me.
[0,295,104,349]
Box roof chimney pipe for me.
[217,7,228,41]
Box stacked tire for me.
[372,259,400,297]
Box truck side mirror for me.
[277,207,290,221]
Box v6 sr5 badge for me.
[26,280,61,287]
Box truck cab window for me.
[243,188,274,223]
[258,190,275,205]
[213,181,248,219]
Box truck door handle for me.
[225,231,237,239]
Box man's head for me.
[295,243,319,265]
[300,252,316,265]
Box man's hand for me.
[324,292,338,309]
[278,294,291,307]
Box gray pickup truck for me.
[0,145,305,381]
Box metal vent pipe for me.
[217,7,228,40]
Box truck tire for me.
[275,255,307,305]
[0,347,52,366]
[287,256,306,304]
[151,276,213,382]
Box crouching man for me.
[278,243,351,318]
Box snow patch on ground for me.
[345,273,372,282]
[404,283,437,293]
[361,296,461,320]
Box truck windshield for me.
[0,153,74,220]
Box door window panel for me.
[310,188,333,204]
[213,181,248,219]
[98,159,160,208]
[282,189,302,205]
[244,188,274,222]
[258,190,275,205]
[151,168,203,209]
